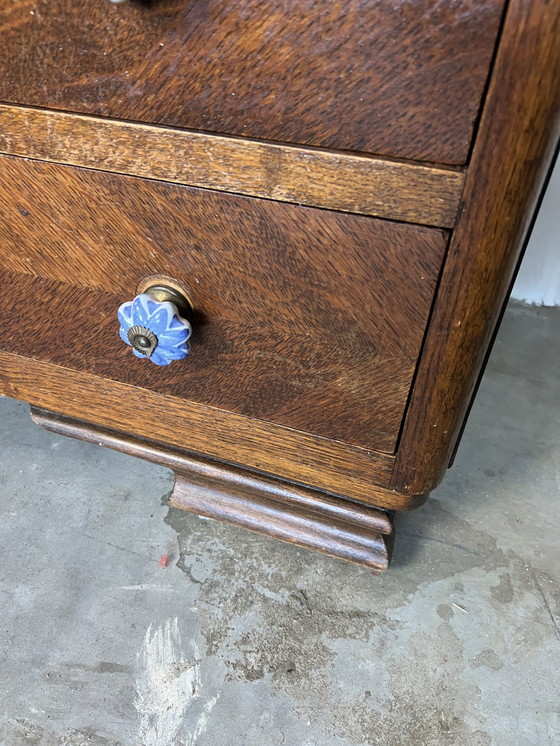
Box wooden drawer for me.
[0,155,447,458]
[0,0,504,164]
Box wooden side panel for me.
[0,156,448,454]
[390,0,560,495]
[0,0,504,163]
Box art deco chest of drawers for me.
[0,0,558,569]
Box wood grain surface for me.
[390,0,560,495]
[0,156,448,453]
[0,105,465,227]
[0,0,504,163]
[31,407,395,569]
[0,350,427,510]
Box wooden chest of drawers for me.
[0,0,558,568]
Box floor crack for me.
[531,569,560,643]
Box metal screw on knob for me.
[126,325,158,359]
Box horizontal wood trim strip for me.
[0,350,422,510]
[0,104,464,227]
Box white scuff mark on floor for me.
[119,585,181,592]
[135,617,219,746]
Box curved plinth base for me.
[31,407,395,570]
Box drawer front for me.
[0,156,447,455]
[0,0,503,164]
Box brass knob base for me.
[136,277,194,321]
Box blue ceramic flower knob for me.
[118,289,192,367]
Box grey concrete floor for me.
[0,301,559,746]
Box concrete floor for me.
[0,301,559,746]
